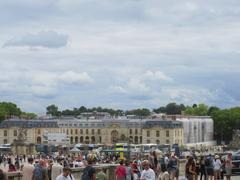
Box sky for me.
[0,0,240,114]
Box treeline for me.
[0,102,37,121]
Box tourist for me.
[47,160,53,180]
[0,169,7,180]
[32,159,49,180]
[199,156,206,180]
[140,160,155,180]
[131,160,140,180]
[158,164,169,180]
[115,160,126,180]
[82,154,96,180]
[96,168,107,180]
[185,156,196,180]
[22,157,34,180]
[225,153,233,180]
[51,158,63,180]
[125,161,132,180]
[56,167,72,180]
[205,154,213,180]
[8,163,16,172]
[167,153,178,180]
[213,155,221,180]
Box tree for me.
[126,108,151,118]
[153,106,166,114]
[165,103,182,115]
[46,104,59,117]
[184,103,208,116]
[207,106,220,116]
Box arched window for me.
[91,136,95,143]
[156,140,160,144]
[134,136,138,144]
[80,136,84,143]
[37,137,41,144]
[75,136,78,143]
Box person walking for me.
[22,157,34,180]
[213,155,221,180]
[115,160,126,180]
[140,160,155,180]
[185,157,196,180]
[225,153,233,180]
[82,154,96,180]
[51,158,63,180]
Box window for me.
[80,129,83,134]
[4,139,7,144]
[67,129,69,135]
[97,129,101,135]
[166,139,170,144]
[156,140,160,144]
[92,129,94,135]
[70,129,73,135]
[156,131,160,137]
[75,129,78,134]
[166,130,169,137]
[4,130,7,136]
[147,139,151,143]
[86,129,89,135]
[14,130,17,136]
[129,129,132,134]
[147,130,150,137]
[135,129,138,135]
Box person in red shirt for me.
[115,160,126,180]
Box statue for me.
[229,129,240,148]
[17,127,28,141]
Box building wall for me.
[174,116,214,144]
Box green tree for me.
[165,103,182,115]
[184,103,208,116]
[46,104,59,117]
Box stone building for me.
[0,117,184,146]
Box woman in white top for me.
[213,155,221,180]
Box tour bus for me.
[0,144,11,153]
[141,144,158,153]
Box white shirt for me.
[22,163,34,180]
[213,159,222,170]
[56,174,72,180]
[51,163,63,180]
[140,168,155,180]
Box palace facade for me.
[0,117,184,146]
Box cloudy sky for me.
[1,0,240,114]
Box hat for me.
[215,155,219,159]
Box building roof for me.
[0,119,59,128]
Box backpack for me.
[205,158,212,167]
[34,165,46,180]
[82,166,93,180]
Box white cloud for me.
[59,71,93,84]
[3,31,68,48]
[1,0,240,112]
[143,70,173,82]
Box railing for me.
[6,164,118,180]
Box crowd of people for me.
[0,150,235,180]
